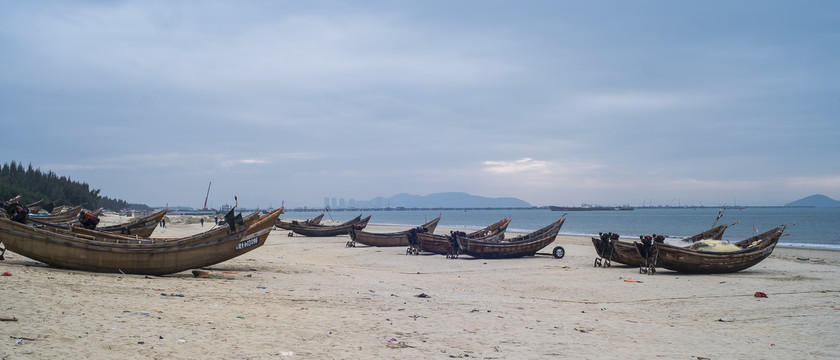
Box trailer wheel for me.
[552,246,565,259]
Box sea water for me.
[281,207,840,250]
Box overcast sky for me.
[2,1,838,209]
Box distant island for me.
[785,194,840,207]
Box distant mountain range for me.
[351,192,532,208]
[785,194,840,207]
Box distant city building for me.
[339,198,346,208]
[331,198,337,209]
[349,199,356,208]
[324,197,329,208]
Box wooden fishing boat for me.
[413,218,511,257]
[276,213,325,230]
[651,225,786,274]
[347,216,441,247]
[0,207,282,275]
[90,210,169,238]
[50,205,75,215]
[25,199,44,213]
[591,234,645,267]
[48,210,262,245]
[29,204,83,223]
[288,214,370,237]
[592,223,731,268]
[454,218,565,259]
[30,210,172,240]
[636,223,736,272]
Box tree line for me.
[0,161,150,211]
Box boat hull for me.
[349,217,440,247]
[0,208,282,275]
[456,218,564,259]
[653,226,785,274]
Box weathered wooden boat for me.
[89,210,169,238]
[50,205,75,215]
[25,199,44,213]
[591,233,644,267]
[276,213,325,230]
[592,223,731,268]
[30,210,170,239]
[29,200,57,214]
[288,214,370,237]
[413,218,511,257]
[454,218,565,259]
[29,204,83,223]
[347,216,441,247]
[0,208,282,275]
[47,210,262,245]
[651,225,786,274]
[636,223,736,273]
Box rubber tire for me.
[552,246,565,259]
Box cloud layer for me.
[2,1,838,208]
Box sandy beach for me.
[1,215,839,359]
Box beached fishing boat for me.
[276,213,325,230]
[288,214,370,237]
[25,199,44,213]
[651,225,786,274]
[591,233,645,267]
[0,208,282,275]
[454,218,565,259]
[89,209,169,238]
[46,209,167,238]
[413,218,511,257]
[29,204,83,223]
[592,223,731,268]
[347,216,441,247]
[46,210,263,245]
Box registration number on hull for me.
[235,236,259,251]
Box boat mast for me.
[203,182,212,210]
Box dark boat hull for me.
[289,215,369,237]
[0,208,282,275]
[349,217,440,247]
[455,218,565,259]
[653,226,785,274]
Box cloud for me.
[9,3,519,94]
[483,158,551,175]
[219,159,270,168]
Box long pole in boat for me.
[325,206,333,222]
[203,182,212,210]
